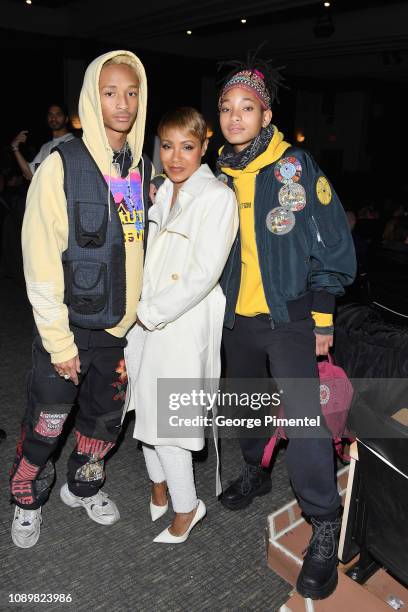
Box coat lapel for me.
[162,164,215,238]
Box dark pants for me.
[222,314,340,517]
[10,329,127,510]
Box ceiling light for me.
[186,30,192,35]
[324,2,330,6]
[241,19,247,24]
[26,0,32,4]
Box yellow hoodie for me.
[221,127,290,315]
[22,50,149,363]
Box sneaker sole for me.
[60,485,120,526]
[296,566,338,600]
[220,479,272,511]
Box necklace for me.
[112,141,132,176]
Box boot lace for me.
[303,517,341,561]
[240,464,252,495]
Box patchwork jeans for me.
[10,329,127,510]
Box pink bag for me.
[261,354,354,468]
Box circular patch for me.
[274,157,302,183]
[266,207,296,235]
[278,183,307,212]
[316,176,332,205]
[217,173,229,184]
[320,383,330,405]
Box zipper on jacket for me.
[311,215,326,247]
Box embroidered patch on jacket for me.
[316,176,332,205]
[278,183,306,212]
[274,157,302,184]
[266,207,296,235]
[34,412,68,438]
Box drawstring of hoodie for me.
[108,151,112,221]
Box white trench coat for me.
[125,164,238,480]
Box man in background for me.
[11,104,74,181]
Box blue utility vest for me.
[54,138,151,329]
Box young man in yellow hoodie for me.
[10,50,151,548]
[217,62,356,599]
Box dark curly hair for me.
[217,43,287,105]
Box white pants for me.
[142,444,198,513]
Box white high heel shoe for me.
[153,499,206,543]
[150,498,169,522]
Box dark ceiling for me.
[2,0,408,83]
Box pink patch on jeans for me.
[34,412,68,438]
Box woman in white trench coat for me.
[125,108,238,543]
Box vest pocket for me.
[75,201,108,248]
[64,260,108,314]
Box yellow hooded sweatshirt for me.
[221,126,333,329]
[22,50,149,364]
[221,127,290,315]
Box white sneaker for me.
[59,483,120,525]
[11,506,42,548]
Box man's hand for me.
[315,334,333,356]
[11,130,28,149]
[53,355,81,385]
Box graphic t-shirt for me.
[103,170,144,243]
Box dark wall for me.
[0,27,211,158]
[1,25,407,211]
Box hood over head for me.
[79,50,147,176]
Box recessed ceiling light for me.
[241,19,247,24]
[186,30,192,35]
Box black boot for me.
[296,514,342,600]
[220,463,271,510]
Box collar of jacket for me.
[220,125,291,177]
[148,163,215,235]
